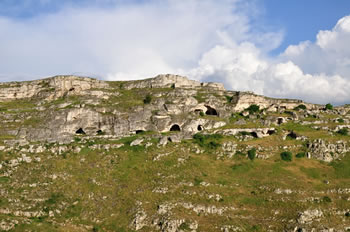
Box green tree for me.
[338,127,348,136]
[246,104,260,114]
[280,151,292,162]
[143,94,152,104]
[325,103,333,110]
[248,148,256,161]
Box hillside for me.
[0,74,350,232]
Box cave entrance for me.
[250,132,258,138]
[277,118,284,125]
[136,130,145,134]
[205,106,218,116]
[170,124,181,132]
[197,125,204,131]
[287,131,297,139]
[267,130,276,135]
[76,128,86,135]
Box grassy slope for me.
[1,134,350,231]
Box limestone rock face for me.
[297,209,323,224]
[0,75,109,101]
[307,139,349,162]
[0,74,323,143]
[123,74,225,91]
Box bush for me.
[225,95,234,103]
[322,196,332,203]
[143,94,152,104]
[246,104,260,114]
[294,104,307,110]
[325,103,333,110]
[199,111,205,117]
[193,133,222,150]
[337,118,345,123]
[338,128,348,136]
[296,152,306,158]
[207,141,221,149]
[248,148,256,161]
[280,151,293,162]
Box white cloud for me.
[283,15,350,78]
[185,15,350,105]
[0,1,349,105]
[0,0,260,81]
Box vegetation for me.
[143,94,152,104]
[294,104,307,110]
[325,103,333,110]
[193,133,222,150]
[337,118,345,123]
[337,127,348,136]
[246,104,260,114]
[280,151,293,161]
[2,76,350,231]
[225,95,234,103]
[296,152,306,158]
[247,148,256,161]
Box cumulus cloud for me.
[283,15,350,78]
[186,15,350,104]
[0,0,266,81]
[0,0,349,104]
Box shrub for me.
[322,196,332,203]
[193,133,222,150]
[194,177,202,186]
[179,223,190,230]
[248,148,256,161]
[325,103,333,110]
[207,141,221,149]
[294,104,307,110]
[225,95,234,103]
[337,118,345,123]
[143,94,152,104]
[280,151,293,162]
[199,111,205,117]
[338,128,348,136]
[246,104,260,114]
[170,83,175,89]
[296,152,306,158]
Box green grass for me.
[300,167,321,179]
[331,154,350,178]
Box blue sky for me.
[0,0,350,104]
[260,0,350,53]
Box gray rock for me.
[130,138,144,146]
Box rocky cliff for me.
[0,74,322,144]
[1,74,350,232]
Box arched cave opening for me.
[197,125,204,131]
[194,109,203,115]
[250,132,258,138]
[277,118,284,125]
[287,131,297,139]
[76,128,86,135]
[170,124,181,132]
[267,130,276,135]
[205,106,218,116]
[136,130,145,134]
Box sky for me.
[0,0,350,105]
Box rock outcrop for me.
[0,74,319,143]
[307,139,349,162]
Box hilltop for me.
[0,74,350,231]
